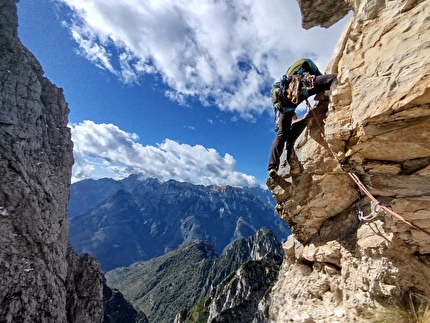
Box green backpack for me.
[271,58,321,110]
[285,58,322,76]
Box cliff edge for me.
[268,0,430,322]
[0,1,103,322]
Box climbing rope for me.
[348,172,430,237]
[304,103,430,238]
[305,99,324,131]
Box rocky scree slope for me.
[0,1,103,322]
[267,0,430,322]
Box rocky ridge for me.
[106,227,283,323]
[0,1,103,322]
[103,280,148,323]
[204,254,282,323]
[69,176,290,272]
[267,0,430,322]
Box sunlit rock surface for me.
[268,0,430,322]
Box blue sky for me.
[17,0,350,187]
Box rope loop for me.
[357,201,384,222]
[348,172,430,237]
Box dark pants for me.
[268,74,337,170]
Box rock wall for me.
[268,0,430,322]
[206,254,282,323]
[0,1,103,322]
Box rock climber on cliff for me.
[268,58,338,178]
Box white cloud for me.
[59,0,350,118]
[70,120,259,187]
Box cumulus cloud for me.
[70,120,259,187]
[59,0,349,117]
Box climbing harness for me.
[300,73,315,98]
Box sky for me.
[17,0,350,188]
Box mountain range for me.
[105,227,283,323]
[68,175,290,272]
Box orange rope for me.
[305,99,323,130]
[304,102,430,238]
[348,173,430,237]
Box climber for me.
[268,58,338,178]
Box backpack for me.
[270,81,283,113]
[270,58,320,113]
[270,72,315,111]
[286,58,322,77]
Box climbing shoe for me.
[269,168,278,178]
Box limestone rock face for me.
[297,0,352,29]
[268,0,430,322]
[0,1,103,322]
[206,254,282,323]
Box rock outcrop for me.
[103,279,149,323]
[267,0,430,322]
[205,253,282,323]
[107,227,283,323]
[0,1,103,322]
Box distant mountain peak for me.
[106,227,283,323]
[69,175,290,272]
